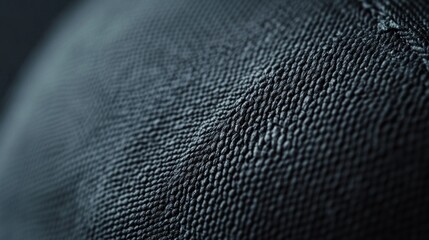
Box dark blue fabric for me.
[0,0,74,111]
[0,0,428,239]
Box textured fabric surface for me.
[1,0,429,239]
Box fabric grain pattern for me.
[0,0,428,239]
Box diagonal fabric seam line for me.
[360,0,429,72]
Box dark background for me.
[0,0,74,112]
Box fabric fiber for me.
[0,0,429,239]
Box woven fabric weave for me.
[1,0,429,239]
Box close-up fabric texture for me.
[0,0,429,239]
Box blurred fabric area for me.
[0,0,75,112]
[0,0,429,239]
